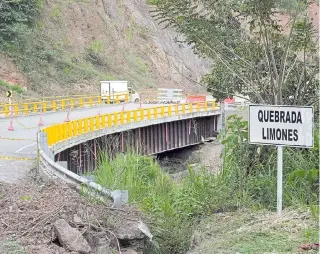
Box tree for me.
[0,0,43,47]
[151,0,319,105]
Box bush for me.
[0,80,23,94]
[0,0,43,47]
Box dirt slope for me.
[0,0,211,101]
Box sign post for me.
[277,146,283,216]
[6,90,12,111]
[249,105,314,216]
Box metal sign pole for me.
[8,97,11,112]
[277,145,283,216]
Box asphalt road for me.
[0,103,158,183]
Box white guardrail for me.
[37,132,128,208]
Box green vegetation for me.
[19,195,32,201]
[49,4,62,19]
[95,153,200,253]
[94,90,318,252]
[95,115,318,253]
[146,0,161,5]
[190,209,318,254]
[0,0,43,47]
[0,0,156,95]
[0,240,26,254]
[0,80,24,94]
[132,1,319,251]
[219,115,319,211]
[152,0,319,106]
[88,40,104,53]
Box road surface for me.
[0,103,158,183]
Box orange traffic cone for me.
[38,114,44,127]
[65,110,70,122]
[8,118,14,131]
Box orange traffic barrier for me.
[186,95,206,103]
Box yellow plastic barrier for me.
[0,94,129,117]
[42,101,217,146]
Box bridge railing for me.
[0,94,129,117]
[42,101,217,146]
[37,100,218,207]
[0,94,99,105]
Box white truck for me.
[100,81,140,103]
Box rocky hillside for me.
[0,0,211,101]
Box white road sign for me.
[249,105,314,148]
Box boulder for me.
[114,220,150,252]
[53,219,91,254]
[85,231,112,254]
[73,214,83,224]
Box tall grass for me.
[95,116,319,253]
[220,115,319,211]
[95,152,230,253]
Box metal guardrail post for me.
[84,119,88,133]
[107,114,112,127]
[189,103,193,113]
[126,111,131,123]
[95,116,100,129]
[120,112,124,125]
[101,115,106,128]
[114,113,118,126]
[133,110,138,122]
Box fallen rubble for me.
[0,170,150,254]
[53,219,91,254]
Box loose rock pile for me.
[0,171,151,254]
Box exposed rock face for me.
[0,53,27,88]
[120,0,211,91]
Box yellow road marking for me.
[14,119,29,129]
[7,119,38,130]
[0,137,36,141]
[0,156,35,161]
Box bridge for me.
[0,95,221,205]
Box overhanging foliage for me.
[152,0,319,105]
